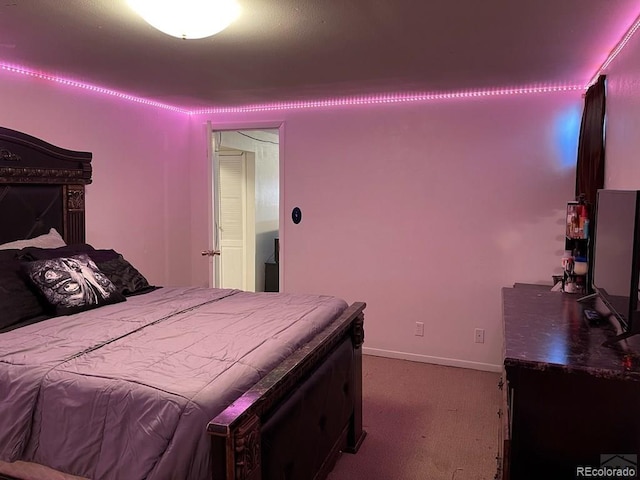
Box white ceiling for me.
[0,1,639,109]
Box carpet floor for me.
[327,355,501,480]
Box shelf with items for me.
[562,197,592,295]
[565,201,590,240]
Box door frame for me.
[207,120,285,291]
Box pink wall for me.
[192,91,581,370]
[0,71,194,286]
[602,26,640,188]
[0,67,583,370]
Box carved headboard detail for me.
[0,126,92,245]
[0,148,21,162]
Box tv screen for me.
[592,189,640,337]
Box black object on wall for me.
[575,75,606,208]
[292,207,302,224]
[573,75,606,296]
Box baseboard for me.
[363,347,502,373]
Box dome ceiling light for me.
[127,0,241,40]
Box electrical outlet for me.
[415,322,424,337]
[474,328,485,344]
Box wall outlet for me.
[474,328,485,344]
[415,322,424,337]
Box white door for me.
[216,151,256,290]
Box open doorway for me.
[211,129,280,292]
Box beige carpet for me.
[327,355,501,480]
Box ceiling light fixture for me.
[127,0,241,40]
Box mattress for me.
[0,286,348,480]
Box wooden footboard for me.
[208,302,366,480]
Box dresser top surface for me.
[502,285,640,380]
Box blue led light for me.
[554,106,581,169]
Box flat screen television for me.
[591,189,640,345]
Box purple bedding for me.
[0,286,348,480]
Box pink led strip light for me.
[0,63,188,114]
[1,11,640,114]
[192,85,582,114]
[0,61,581,114]
[586,13,640,88]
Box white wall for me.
[191,91,581,370]
[0,71,194,287]
[602,26,640,188]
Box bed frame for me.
[0,125,366,480]
[0,127,91,246]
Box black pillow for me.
[22,254,126,316]
[0,249,20,262]
[19,245,154,296]
[95,255,157,296]
[0,249,48,330]
[18,243,98,261]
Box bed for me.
[0,126,366,480]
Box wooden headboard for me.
[0,126,92,245]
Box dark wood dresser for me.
[499,284,640,479]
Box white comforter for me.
[0,287,347,480]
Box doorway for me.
[211,129,280,292]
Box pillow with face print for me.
[22,254,125,315]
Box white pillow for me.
[0,228,67,250]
